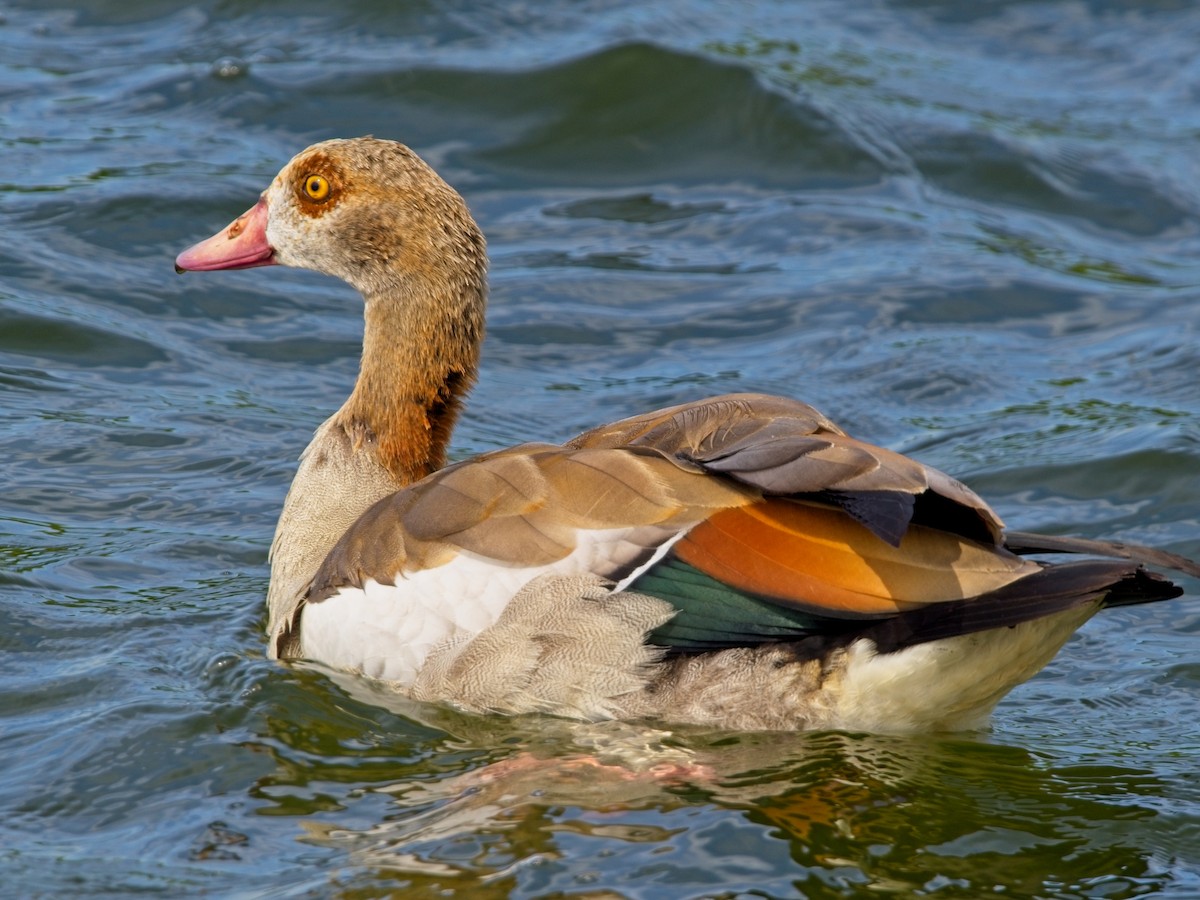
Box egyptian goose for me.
[176,137,1198,732]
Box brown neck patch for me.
[337,365,473,486]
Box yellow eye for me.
[302,173,330,201]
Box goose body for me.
[177,137,1197,732]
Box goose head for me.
[176,137,489,484]
[175,137,488,306]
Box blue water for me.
[2,0,1199,895]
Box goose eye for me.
[302,174,331,201]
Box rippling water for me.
[2,0,1199,895]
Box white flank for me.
[299,525,679,684]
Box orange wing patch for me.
[674,499,1035,616]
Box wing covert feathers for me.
[306,442,752,602]
[565,393,846,453]
[569,393,1005,548]
[307,394,1012,606]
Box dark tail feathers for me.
[865,560,1181,654]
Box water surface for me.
[2,0,1199,896]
